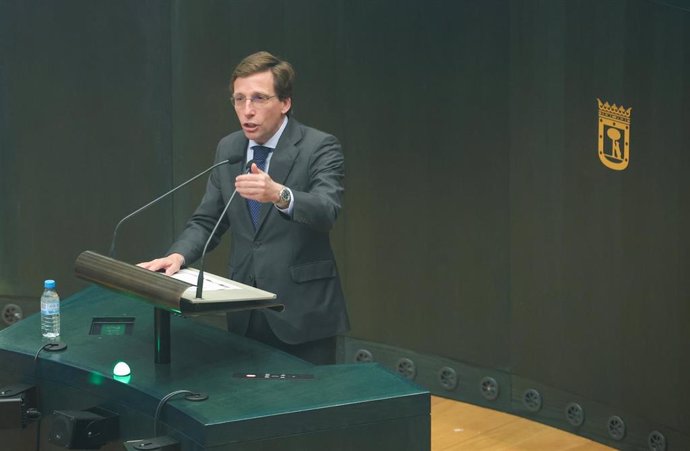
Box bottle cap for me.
[44,279,56,289]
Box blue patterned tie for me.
[248,145,272,229]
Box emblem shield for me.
[597,99,631,171]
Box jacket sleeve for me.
[289,134,345,233]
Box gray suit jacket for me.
[168,118,350,344]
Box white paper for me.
[171,268,240,291]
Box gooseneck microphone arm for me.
[195,160,254,299]
[108,156,242,258]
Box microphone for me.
[195,159,254,298]
[108,154,244,258]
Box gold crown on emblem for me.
[597,98,631,124]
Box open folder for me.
[75,251,282,315]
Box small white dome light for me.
[113,361,131,377]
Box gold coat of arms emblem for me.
[597,99,631,170]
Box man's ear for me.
[281,97,292,115]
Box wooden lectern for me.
[74,250,282,364]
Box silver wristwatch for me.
[275,187,291,209]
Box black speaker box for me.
[49,407,119,449]
[0,384,38,429]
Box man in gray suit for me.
[141,51,349,364]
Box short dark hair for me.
[230,51,295,101]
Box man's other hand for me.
[138,253,185,276]
[235,163,282,203]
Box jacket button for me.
[254,241,262,248]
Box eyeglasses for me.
[231,94,277,108]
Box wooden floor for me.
[431,396,615,450]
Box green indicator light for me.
[113,361,131,377]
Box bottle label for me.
[41,305,59,315]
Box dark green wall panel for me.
[510,0,690,433]
[337,0,511,367]
[0,1,173,296]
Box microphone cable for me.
[31,342,67,451]
[153,390,208,437]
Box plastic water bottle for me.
[41,279,60,339]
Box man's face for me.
[232,71,291,145]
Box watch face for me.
[281,188,291,202]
